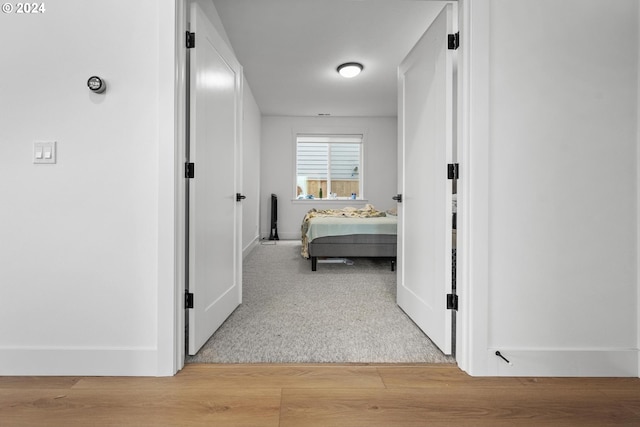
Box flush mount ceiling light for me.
[337,62,363,78]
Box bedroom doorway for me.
[179,0,461,366]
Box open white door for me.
[396,4,455,355]
[187,3,242,355]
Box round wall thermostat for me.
[87,76,106,94]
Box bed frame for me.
[308,234,397,271]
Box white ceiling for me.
[212,0,450,117]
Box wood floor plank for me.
[279,387,639,427]
[76,364,386,391]
[180,364,387,389]
[0,388,281,427]
[518,376,640,390]
[599,389,640,417]
[376,364,522,389]
[0,376,81,389]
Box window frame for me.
[293,130,366,201]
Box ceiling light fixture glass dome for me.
[337,62,363,78]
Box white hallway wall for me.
[462,0,639,376]
[0,0,176,375]
[242,84,262,255]
[260,116,397,241]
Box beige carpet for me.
[187,240,455,364]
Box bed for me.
[301,205,397,271]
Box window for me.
[296,134,363,199]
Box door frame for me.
[165,0,477,375]
[172,0,188,372]
[454,0,488,376]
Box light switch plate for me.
[34,141,56,164]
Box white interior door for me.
[397,4,454,355]
[188,3,242,355]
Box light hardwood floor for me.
[1,363,639,426]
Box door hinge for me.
[186,31,195,49]
[447,163,459,180]
[185,291,194,309]
[185,162,195,179]
[447,293,458,311]
[448,32,459,50]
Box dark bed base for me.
[308,234,397,271]
[311,256,396,272]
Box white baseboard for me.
[242,235,260,259]
[260,232,300,241]
[0,347,160,376]
[487,348,639,377]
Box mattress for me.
[305,216,397,242]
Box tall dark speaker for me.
[268,193,279,240]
